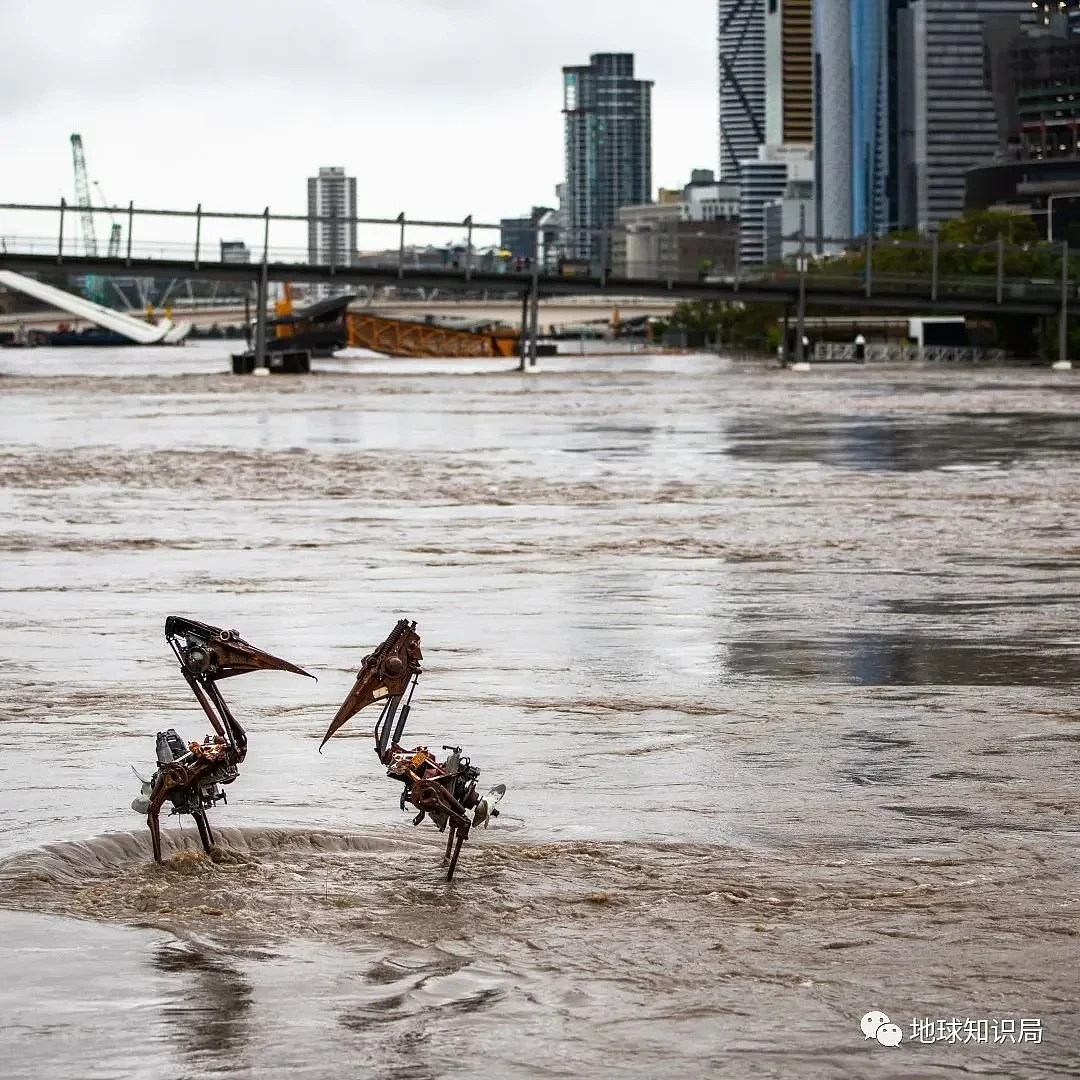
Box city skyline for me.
[4,0,1072,266]
[0,0,717,248]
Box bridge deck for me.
[0,251,1063,317]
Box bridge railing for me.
[0,200,1074,305]
[813,342,1009,365]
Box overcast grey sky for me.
[0,0,717,249]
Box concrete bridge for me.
[1,199,1073,364]
[0,296,676,332]
[0,247,1063,318]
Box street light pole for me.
[1060,239,1069,368]
[1046,191,1080,243]
[795,203,807,365]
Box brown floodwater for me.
[0,343,1077,1078]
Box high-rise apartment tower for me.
[562,53,653,261]
[306,167,357,268]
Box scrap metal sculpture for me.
[319,618,505,880]
[132,616,314,862]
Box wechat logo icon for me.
[861,1010,903,1047]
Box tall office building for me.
[718,0,767,180]
[967,12,1080,236]
[723,0,813,258]
[983,11,1080,158]
[892,0,1038,231]
[814,0,889,244]
[765,0,813,146]
[306,167,357,268]
[852,0,890,233]
[562,53,653,261]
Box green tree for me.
[807,209,1066,360]
[659,298,784,351]
[655,210,1069,360]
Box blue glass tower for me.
[814,0,890,239]
[850,0,890,234]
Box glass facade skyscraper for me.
[562,54,653,261]
[814,0,889,241]
[893,0,1039,231]
[813,0,853,241]
[817,0,1044,236]
[851,0,890,234]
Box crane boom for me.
[94,181,123,260]
[70,133,98,257]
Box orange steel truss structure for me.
[345,312,520,358]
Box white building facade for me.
[738,143,813,265]
[307,167,357,269]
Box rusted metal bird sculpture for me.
[132,616,314,862]
[319,618,505,880]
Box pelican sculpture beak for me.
[319,619,422,751]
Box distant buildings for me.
[741,144,813,263]
[611,170,740,279]
[969,11,1080,239]
[500,206,560,266]
[525,2,1075,282]
[983,13,1080,160]
[500,211,541,260]
[763,176,816,263]
[807,0,1042,239]
[613,200,683,279]
[716,0,814,262]
[893,0,1039,232]
[307,167,357,269]
[549,183,569,260]
[562,53,653,261]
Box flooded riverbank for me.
[0,345,1077,1077]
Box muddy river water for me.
[0,344,1077,1078]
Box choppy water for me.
[0,342,1077,1078]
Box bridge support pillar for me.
[527,270,540,368]
[254,264,269,369]
[795,205,808,365]
[1059,240,1070,369]
[254,208,270,370]
[518,289,529,371]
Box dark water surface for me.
[0,345,1077,1078]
